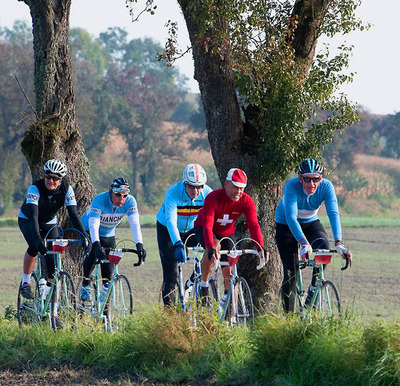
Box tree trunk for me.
[20,0,95,280]
[178,0,330,310]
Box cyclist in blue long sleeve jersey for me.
[156,164,212,306]
[80,177,146,301]
[275,158,353,312]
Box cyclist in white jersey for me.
[80,178,146,301]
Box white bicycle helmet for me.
[183,164,207,186]
[43,159,67,177]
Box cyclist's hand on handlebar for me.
[174,241,186,263]
[300,243,312,261]
[92,241,107,262]
[256,247,269,270]
[37,239,48,255]
[136,243,146,262]
[335,241,352,267]
[207,248,217,266]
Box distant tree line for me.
[0,21,209,215]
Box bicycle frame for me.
[17,234,85,330]
[295,249,346,316]
[216,248,258,326]
[79,247,142,332]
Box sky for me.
[1,0,399,115]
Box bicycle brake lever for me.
[341,256,351,271]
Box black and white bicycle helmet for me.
[43,159,67,177]
[183,164,207,186]
[110,177,130,193]
[298,158,324,175]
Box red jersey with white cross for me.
[194,188,264,250]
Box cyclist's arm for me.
[202,197,217,250]
[164,188,181,245]
[20,185,42,241]
[284,187,309,246]
[323,181,343,242]
[126,197,143,244]
[88,216,100,242]
[243,195,264,249]
[66,205,86,235]
[24,203,41,241]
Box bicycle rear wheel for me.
[53,271,77,329]
[17,273,40,327]
[314,280,340,317]
[235,277,254,326]
[106,274,133,332]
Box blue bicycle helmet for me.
[298,158,323,175]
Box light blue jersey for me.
[156,180,212,245]
[82,191,141,239]
[275,177,342,244]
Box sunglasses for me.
[302,176,321,183]
[114,192,128,198]
[45,174,61,182]
[185,183,203,190]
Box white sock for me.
[22,273,31,284]
[200,280,209,288]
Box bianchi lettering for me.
[90,208,102,215]
[100,214,125,227]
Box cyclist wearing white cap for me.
[194,168,268,301]
[156,164,212,306]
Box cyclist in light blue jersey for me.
[275,158,352,312]
[157,164,212,306]
[80,177,146,301]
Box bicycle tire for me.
[17,273,40,328]
[106,274,133,331]
[235,277,254,326]
[314,280,340,317]
[52,271,77,329]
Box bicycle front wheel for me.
[17,273,40,327]
[107,275,133,331]
[314,280,340,317]
[235,277,254,326]
[53,271,77,329]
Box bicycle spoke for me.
[106,275,132,332]
[54,271,77,329]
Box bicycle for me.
[78,244,143,332]
[210,237,266,326]
[17,227,88,330]
[295,248,350,317]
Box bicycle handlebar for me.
[102,247,143,267]
[299,249,350,271]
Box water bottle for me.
[99,282,109,303]
[39,278,49,297]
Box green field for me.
[1,219,400,321]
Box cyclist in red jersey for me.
[193,168,269,300]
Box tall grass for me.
[2,309,400,385]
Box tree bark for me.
[178,0,331,309]
[20,0,95,279]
